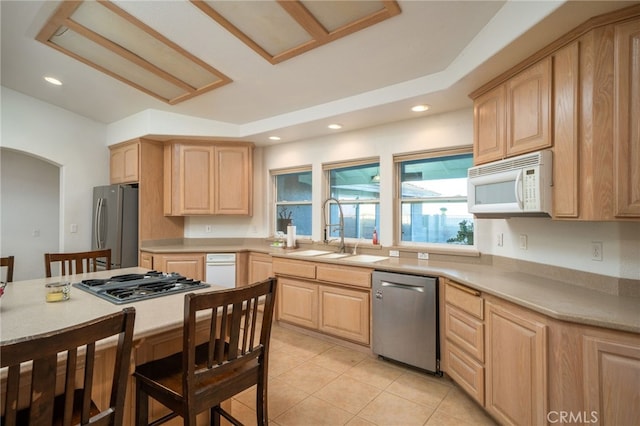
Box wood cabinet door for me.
[506,57,552,157]
[248,252,272,285]
[552,42,580,218]
[614,18,640,217]
[318,285,370,344]
[214,145,252,215]
[156,253,204,281]
[139,252,153,270]
[485,301,547,426]
[583,335,640,425]
[110,142,139,184]
[277,277,318,329]
[474,84,506,164]
[177,145,214,215]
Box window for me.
[396,150,474,246]
[273,169,312,236]
[324,160,379,240]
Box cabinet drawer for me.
[272,258,316,279]
[445,279,483,319]
[316,263,372,288]
[445,304,484,362]
[445,343,485,406]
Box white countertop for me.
[0,267,226,343]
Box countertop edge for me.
[141,244,640,334]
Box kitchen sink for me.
[317,253,352,259]
[346,254,389,263]
[290,249,331,257]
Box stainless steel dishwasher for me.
[372,271,439,373]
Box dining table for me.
[0,267,227,425]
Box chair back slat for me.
[81,343,97,424]
[1,255,15,282]
[181,278,277,404]
[63,349,79,426]
[44,249,111,278]
[1,308,135,426]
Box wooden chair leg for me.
[257,377,268,426]
[136,380,149,426]
[211,405,221,426]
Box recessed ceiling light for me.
[411,104,430,112]
[268,136,281,141]
[328,124,342,130]
[44,76,63,86]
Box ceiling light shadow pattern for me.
[36,1,232,105]
[191,0,401,64]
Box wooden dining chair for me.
[1,307,136,426]
[44,249,111,277]
[1,255,14,282]
[134,277,278,426]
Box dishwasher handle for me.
[380,280,425,292]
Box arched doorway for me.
[1,148,60,280]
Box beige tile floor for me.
[227,323,498,426]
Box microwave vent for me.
[468,150,550,177]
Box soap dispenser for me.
[372,228,378,245]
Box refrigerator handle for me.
[95,198,104,248]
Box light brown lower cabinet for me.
[485,298,547,426]
[139,251,153,270]
[548,320,640,426]
[273,257,372,345]
[443,278,640,426]
[318,285,369,345]
[277,277,318,329]
[153,253,205,281]
[248,252,273,285]
[583,335,640,425]
[443,278,486,405]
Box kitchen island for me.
[0,267,228,425]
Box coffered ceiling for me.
[1,1,636,145]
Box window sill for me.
[395,243,480,258]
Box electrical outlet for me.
[417,252,429,260]
[389,250,400,257]
[70,224,78,233]
[519,234,528,250]
[591,241,603,261]
[205,225,212,233]
[497,233,504,247]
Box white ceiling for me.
[2,1,637,146]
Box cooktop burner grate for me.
[73,271,210,304]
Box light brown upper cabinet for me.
[472,58,552,165]
[163,141,253,216]
[472,5,640,220]
[552,14,640,220]
[613,18,640,217]
[110,141,139,184]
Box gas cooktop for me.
[73,271,210,305]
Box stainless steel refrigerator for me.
[92,184,138,269]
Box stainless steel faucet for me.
[322,197,345,253]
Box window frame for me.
[322,157,380,241]
[271,166,313,237]
[394,146,478,254]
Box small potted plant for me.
[277,206,292,232]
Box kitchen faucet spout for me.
[322,197,345,253]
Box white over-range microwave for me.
[467,150,552,217]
